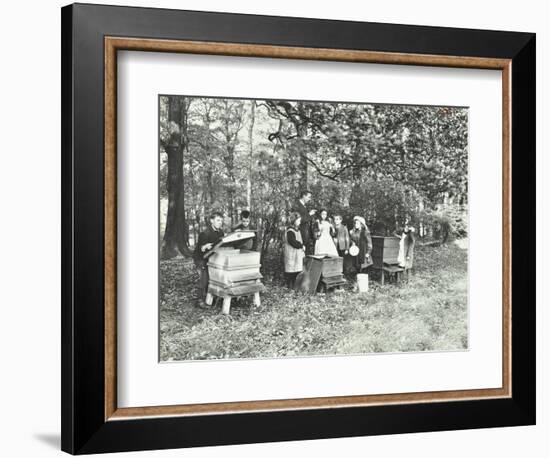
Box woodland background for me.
[159,95,469,261]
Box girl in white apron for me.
[284,212,306,288]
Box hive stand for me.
[378,265,404,285]
[205,283,263,315]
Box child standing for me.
[349,216,373,273]
[332,214,350,257]
[231,210,257,251]
[396,223,416,271]
[314,209,338,256]
[192,212,225,303]
[284,212,306,289]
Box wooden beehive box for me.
[371,236,401,268]
[296,255,345,292]
[319,255,343,277]
[320,255,346,289]
[206,231,264,294]
[208,248,262,287]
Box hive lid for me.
[203,230,256,258]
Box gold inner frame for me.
[104,37,512,421]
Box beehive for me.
[319,255,346,290]
[296,255,345,292]
[206,231,265,303]
[371,236,401,268]
[208,248,263,288]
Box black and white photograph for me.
[159,95,469,362]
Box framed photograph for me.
[61,3,536,454]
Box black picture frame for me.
[61,3,535,454]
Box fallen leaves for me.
[159,242,468,361]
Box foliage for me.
[422,203,468,242]
[348,177,422,234]
[159,96,469,261]
[261,101,468,202]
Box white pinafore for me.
[284,227,305,273]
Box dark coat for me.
[284,227,305,273]
[231,223,258,251]
[349,226,373,271]
[333,224,351,251]
[292,199,313,245]
[193,225,224,264]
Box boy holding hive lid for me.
[193,211,225,303]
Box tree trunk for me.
[160,97,193,259]
[161,144,193,259]
[296,103,309,189]
[218,100,245,226]
[247,101,255,210]
[227,145,235,226]
[206,166,215,207]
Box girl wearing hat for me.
[349,216,373,273]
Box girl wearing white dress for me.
[314,210,338,256]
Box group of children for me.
[192,204,393,305]
[283,209,374,289]
[192,203,376,299]
[190,180,421,307]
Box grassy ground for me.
[159,240,468,361]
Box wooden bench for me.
[379,264,404,285]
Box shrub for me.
[422,203,468,242]
[348,178,421,235]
